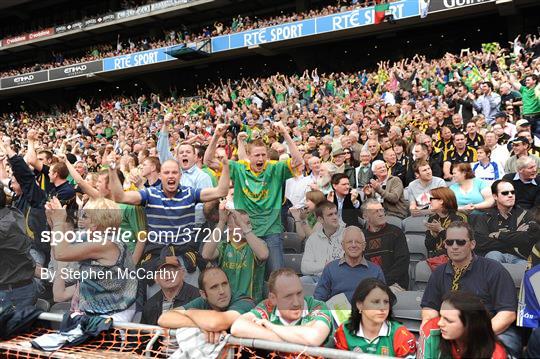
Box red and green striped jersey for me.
[251,296,333,345]
[334,320,416,357]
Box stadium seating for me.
[414,261,432,291]
[393,290,423,333]
[36,298,51,312]
[502,263,528,289]
[284,253,303,274]
[303,283,317,297]
[406,234,428,262]
[402,216,428,235]
[385,215,403,228]
[283,232,303,254]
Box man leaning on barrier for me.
[230,268,333,347]
[158,266,255,344]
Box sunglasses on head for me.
[499,190,515,196]
[445,239,467,246]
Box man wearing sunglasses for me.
[421,221,520,357]
[474,180,535,264]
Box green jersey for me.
[119,204,145,254]
[275,92,287,103]
[334,320,416,357]
[218,241,265,302]
[201,165,218,187]
[104,127,115,139]
[230,159,294,237]
[183,296,255,314]
[520,85,540,115]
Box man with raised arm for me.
[204,122,303,273]
[108,153,230,286]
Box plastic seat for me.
[303,283,316,297]
[502,263,527,289]
[49,301,71,314]
[36,298,51,312]
[414,260,431,290]
[406,234,428,262]
[283,232,303,254]
[393,290,423,321]
[284,253,303,274]
[386,215,403,229]
[402,216,428,234]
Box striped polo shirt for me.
[139,185,202,245]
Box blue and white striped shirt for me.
[139,185,202,245]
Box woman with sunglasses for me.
[334,278,416,357]
[421,291,507,359]
[425,187,467,257]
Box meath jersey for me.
[251,296,333,345]
[517,264,540,328]
[334,320,416,357]
[230,159,294,237]
[218,241,266,303]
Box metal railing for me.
[34,312,390,359]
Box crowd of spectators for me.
[0,29,540,357]
[0,0,392,78]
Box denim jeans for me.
[0,281,37,310]
[300,275,320,285]
[485,251,527,265]
[261,233,283,275]
[526,328,540,359]
[498,326,522,358]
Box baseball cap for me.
[512,136,530,146]
[157,256,182,270]
[516,119,531,127]
[494,112,508,119]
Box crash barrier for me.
[0,312,393,358]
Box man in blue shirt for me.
[108,156,230,286]
[157,114,213,226]
[314,226,385,303]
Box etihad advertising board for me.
[49,61,103,80]
[1,71,49,89]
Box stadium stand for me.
[0,0,539,357]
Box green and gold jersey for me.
[229,159,294,237]
[218,240,265,303]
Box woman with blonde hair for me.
[46,197,137,322]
